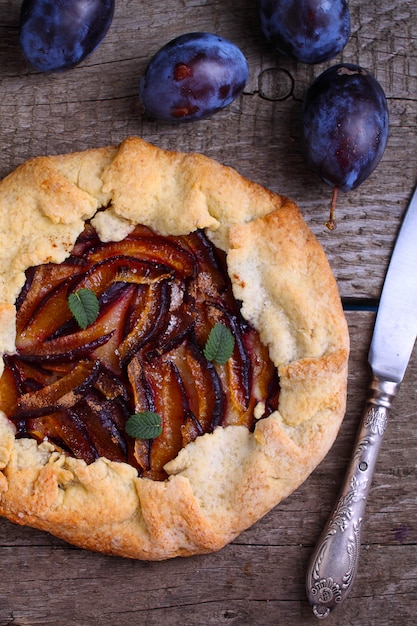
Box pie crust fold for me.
[0,137,349,559]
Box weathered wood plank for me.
[0,543,416,626]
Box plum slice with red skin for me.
[87,236,197,278]
[168,340,225,434]
[117,281,171,365]
[144,358,188,481]
[16,261,86,335]
[74,256,174,293]
[72,392,128,463]
[17,284,136,363]
[15,359,100,418]
[25,410,100,465]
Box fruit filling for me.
[0,224,279,480]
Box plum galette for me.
[0,137,349,559]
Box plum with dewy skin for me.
[19,0,115,72]
[257,0,351,64]
[139,32,249,122]
[302,64,389,229]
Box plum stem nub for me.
[325,186,338,231]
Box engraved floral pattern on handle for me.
[308,475,367,619]
[365,406,388,436]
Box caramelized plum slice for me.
[0,362,20,416]
[17,277,76,348]
[244,327,280,418]
[127,356,154,472]
[118,281,171,364]
[181,412,204,447]
[16,262,85,334]
[144,359,187,481]
[87,237,196,277]
[25,410,99,465]
[145,304,196,359]
[74,256,173,292]
[94,366,129,401]
[127,356,155,414]
[15,359,100,417]
[182,230,228,297]
[196,303,253,428]
[75,392,128,463]
[3,354,60,395]
[169,341,225,434]
[91,285,137,373]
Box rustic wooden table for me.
[0,1,416,624]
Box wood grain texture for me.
[1,0,417,624]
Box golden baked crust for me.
[0,137,349,559]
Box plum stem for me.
[325,186,338,231]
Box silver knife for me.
[306,184,417,619]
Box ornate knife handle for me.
[306,375,400,619]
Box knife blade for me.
[305,185,417,619]
[369,184,417,381]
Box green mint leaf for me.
[203,322,235,365]
[68,288,99,330]
[125,412,162,440]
